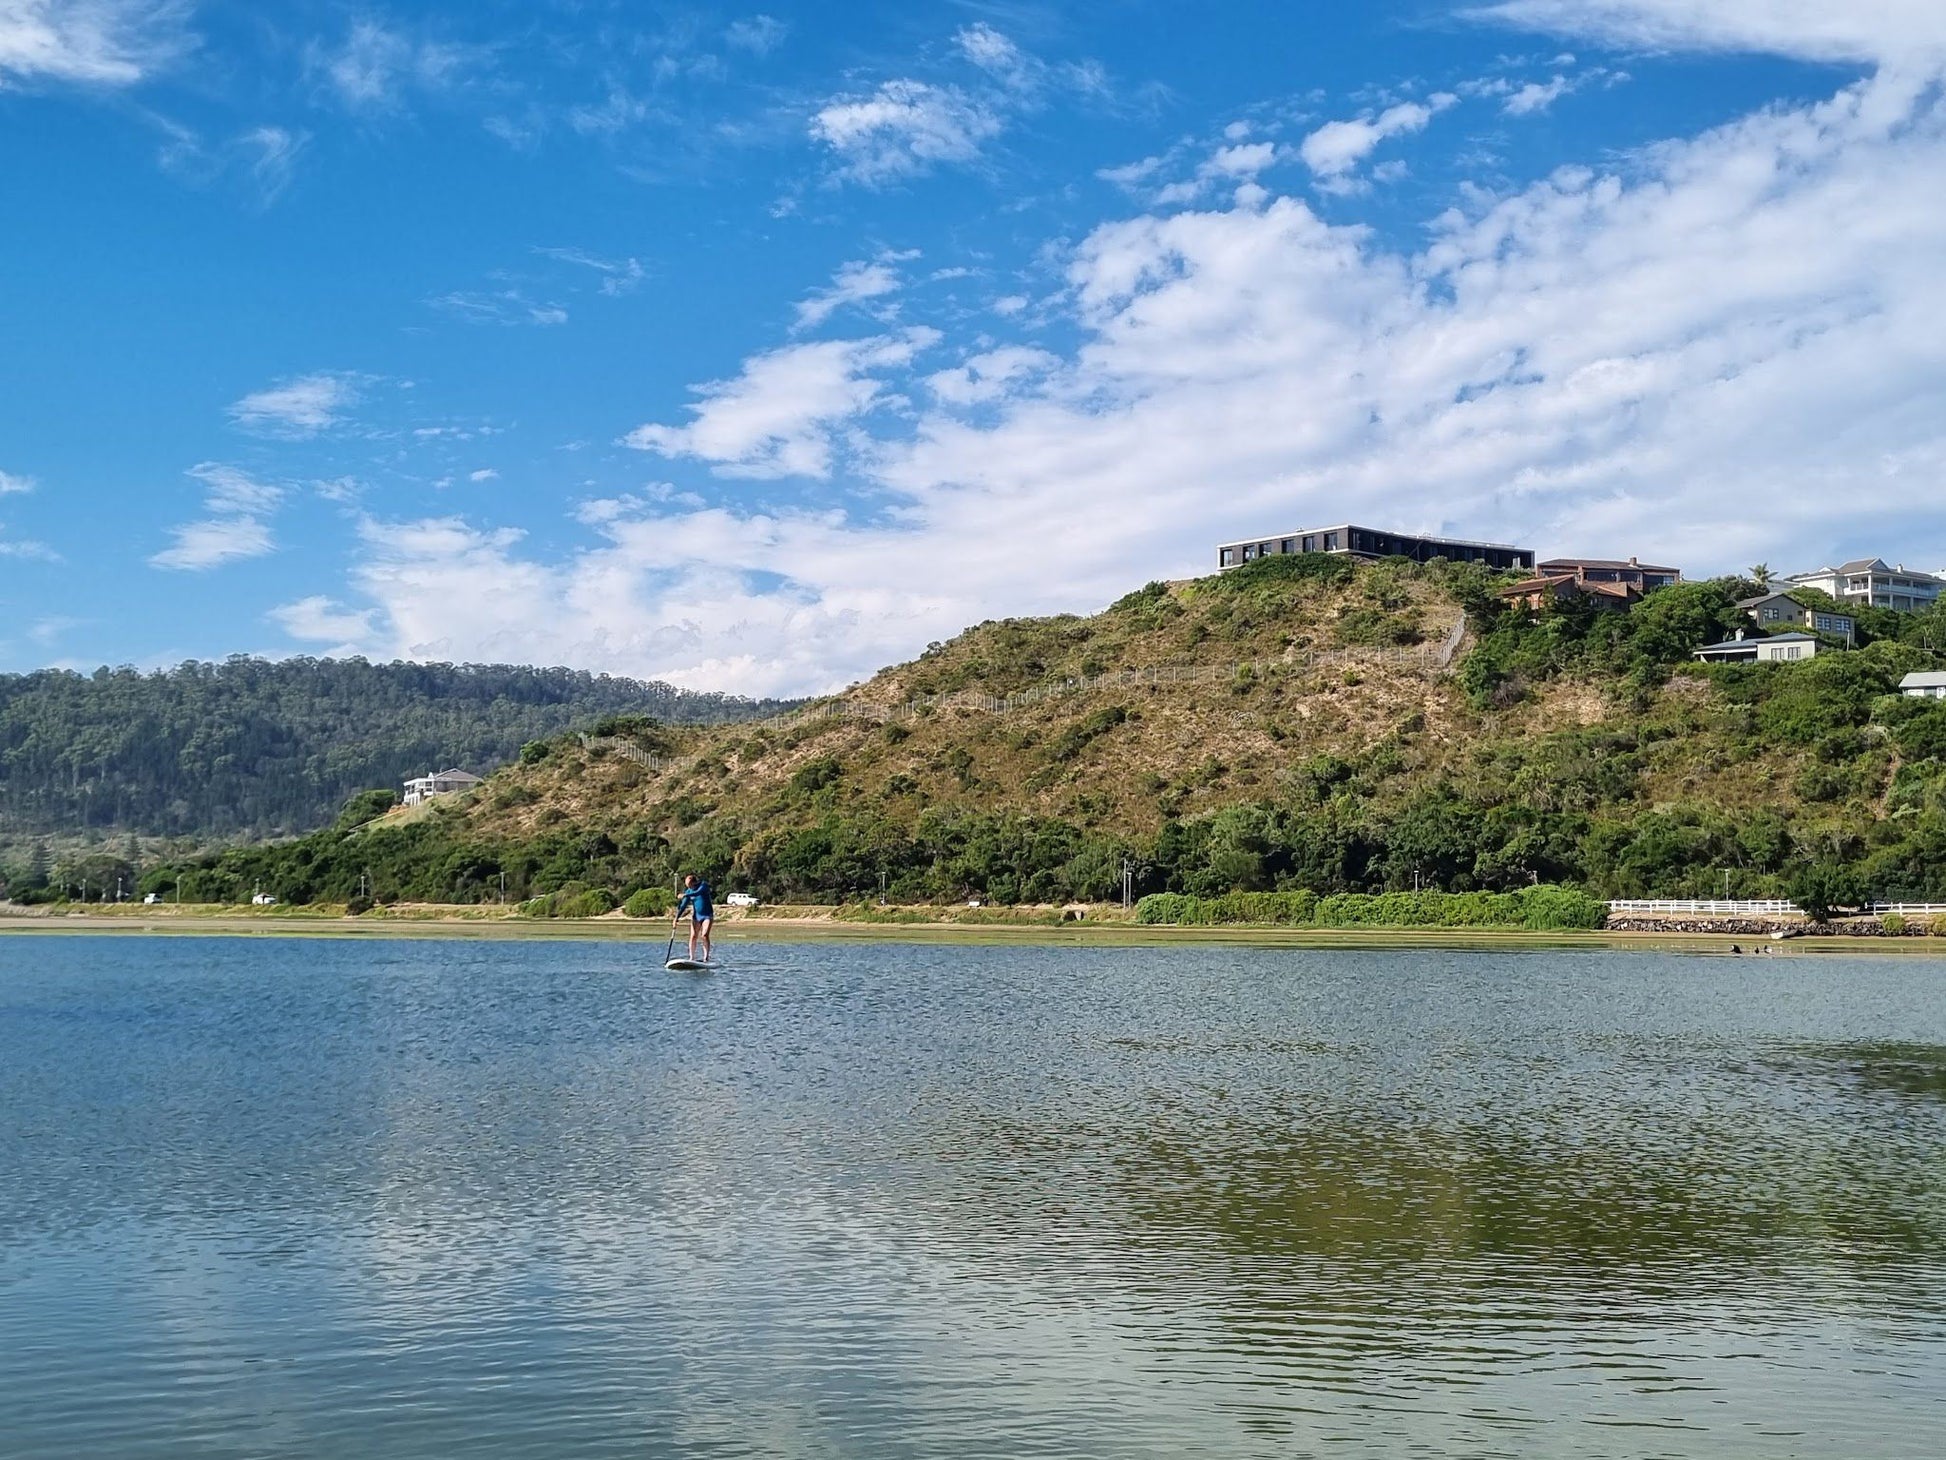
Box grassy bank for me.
[6,902,1944,955]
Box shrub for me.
[1134,886,1604,930]
[1882,911,1907,936]
[556,889,615,918]
[624,887,672,918]
[518,740,552,765]
[345,894,374,916]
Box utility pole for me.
[1122,857,1134,910]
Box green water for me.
[1,938,1942,1456]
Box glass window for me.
[1220,548,1236,566]
[1281,539,1295,554]
[1324,533,1338,551]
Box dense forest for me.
[0,657,788,842]
[106,556,1946,915]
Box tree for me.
[1749,563,1772,589]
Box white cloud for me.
[926,346,1058,406]
[151,462,282,570]
[229,371,362,436]
[535,246,644,296]
[269,594,377,650]
[0,468,34,493]
[624,328,939,479]
[0,0,188,86]
[1472,0,1946,66]
[307,19,473,113]
[955,22,1025,81]
[811,79,1002,185]
[793,254,908,331]
[724,14,785,55]
[149,516,274,571]
[0,533,58,561]
[1300,95,1457,177]
[430,288,568,326]
[238,125,305,199]
[468,468,498,482]
[296,68,1946,698]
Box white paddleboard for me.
[665,958,711,971]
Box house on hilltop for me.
[1784,560,1943,613]
[1537,556,1682,592]
[1497,573,1641,612]
[1740,592,1856,644]
[403,768,483,804]
[1693,631,1820,664]
[1899,672,1946,699]
[1216,523,1534,573]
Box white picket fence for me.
[1606,899,1802,916]
[1867,903,1946,915]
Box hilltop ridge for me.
[118,553,1946,911]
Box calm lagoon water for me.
[1,936,1943,1458]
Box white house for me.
[1784,559,1944,613]
[1693,631,1820,664]
[403,767,484,804]
[1899,671,1946,699]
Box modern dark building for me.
[1215,523,1534,573]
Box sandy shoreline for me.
[2,907,1942,955]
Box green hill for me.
[0,657,790,850]
[122,556,1946,911]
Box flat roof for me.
[1216,523,1528,551]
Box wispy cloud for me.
[534,246,644,296]
[150,462,282,571]
[0,0,190,86]
[429,288,569,326]
[624,328,939,479]
[811,79,1002,186]
[0,468,34,494]
[306,18,477,113]
[808,24,1107,188]
[724,14,786,55]
[793,252,913,331]
[229,371,363,436]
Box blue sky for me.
[3,1,1944,694]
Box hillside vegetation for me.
[0,657,788,848]
[118,555,1946,911]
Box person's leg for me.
[700,916,713,961]
[688,917,701,959]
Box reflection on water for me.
[1,938,1943,1457]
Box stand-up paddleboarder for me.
[673,874,714,965]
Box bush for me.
[623,887,672,918]
[1134,885,1605,930]
[518,740,552,765]
[345,894,374,916]
[1882,911,1907,936]
[556,889,616,918]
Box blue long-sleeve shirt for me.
[676,883,714,920]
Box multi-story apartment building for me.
[1783,559,1943,613]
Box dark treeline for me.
[0,657,789,841]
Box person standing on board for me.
[674,873,715,963]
